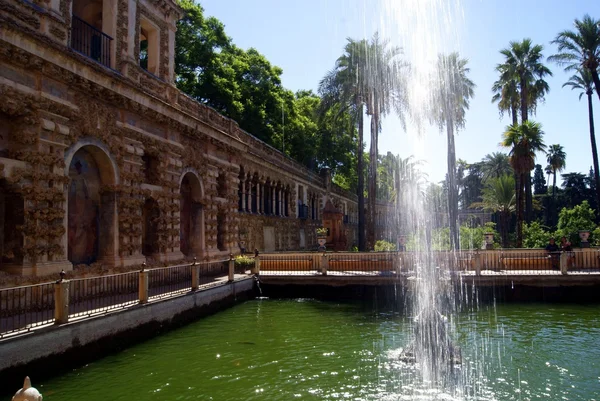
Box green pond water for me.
[32,299,600,400]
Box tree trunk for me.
[587,92,600,218]
[525,171,533,222]
[357,109,366,251]
[367,102,379,250]
[590,68,600,104]
[516,172,524,248]
[511,104,518,127]
[446,120,459,250]
[520,74,528,124]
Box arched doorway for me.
[142,198,160,257]
[180,172,204,257]
[0,180,24,269]
[67,146,117,266]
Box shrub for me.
[234,255,254,271]
[374,240,396,251]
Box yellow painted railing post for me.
[560,252,568,275]
[191,257,199,291]
[474,250,481,276]
[228,254,235,282]
[54,270,69,324]
[251,255,260,274]
[321,253,328,275]
[139,262,149,304]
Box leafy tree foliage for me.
[556,200,596,245]
[532,164,547,195]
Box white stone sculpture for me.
[12,377,43,401]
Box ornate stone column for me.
[240,175,246,212]
[257,180,262,214]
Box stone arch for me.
[179,171,205,257]
[142,197,160,257]
[64,138,119,186]
[0,180,24,270]
[65,141,119,266]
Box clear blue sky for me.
[201,0,600,184]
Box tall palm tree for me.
[501,121,547,247]
[471,174,516,248]
[319,38,369,250]
[562,68,600,210]
[497,39,552,223]
[363,33,407,249]
[546,144,567,200]
[491,64,520,126]
[429,53,475,250]
[481,152,513,182]
[550,14,600,103]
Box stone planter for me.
[579,230,591,248]
[484,233,494,250]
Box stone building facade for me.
[0,0,393,276]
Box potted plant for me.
[483,233,494,250]
[316,227,328,250]
[579,230,591,248]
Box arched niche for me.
[66,145,118,266]
[180,171,205,257]
[0,180,24,270]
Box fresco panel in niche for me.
[68,149,100,265]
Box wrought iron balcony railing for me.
[71,15,113,68]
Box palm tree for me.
[429,53,475,250]
[491,64,520,126]
[497,39,552,222]
[481,152,513,182]
[471,174,516,248]
[562,68,600,210]
[319,38,369,250]
[499,39,553,123]
[501,121,547,247]
[363,33,407,249]
[549,14,600,103]
[546,144,567,201]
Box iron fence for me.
[0,282,54,337]
[148,263,193,300]
[69,272,139,318]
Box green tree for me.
[481,152,513,182]
[562,69,600,211]
[502,121,547,247]
[174,1,297,147]
[522,221,552,248]
[550,14,600,103]
[497,39,552,222]
[319,38,369,250]
[556,200,596,246]
[471,174,515,248]
[546,144,567,202]
[363,33,408,249]
[491,64,520,126]
[532,164,547,195]
[429,53,475,250]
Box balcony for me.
[71,15,113,68]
